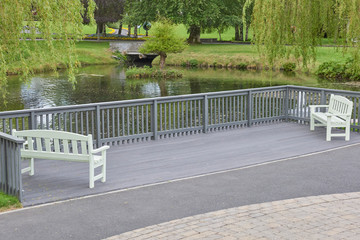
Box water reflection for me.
[2,65,359,112]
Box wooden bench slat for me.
[45,138,51,152]
[81,140,87,155]
[71,140,78,155]
[63,139,69,153]
[54,138,60,153]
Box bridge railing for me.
[1,85,360,147]
[2,85,360,201]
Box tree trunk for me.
[134,26,138,38]
[96,22,105,40]
[159,53,167,70]
[188,25,201,44]
[235,24,240,41]
[128,24,131,37]
[119,24,122,35]
[245,24,250,41]
[240,24,244,41]
[218,29,222,41]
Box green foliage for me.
[113,51,128,64]
[126,66,182,78]
[316,59,360,81]
[140,18,187,69]
[316,62,346,80]
[282,63,296,72]
[0,0,96,104]
[0,192,21,211]
[188,59,199,68]
[140,19,187,55]
[250,0,360,76]
[237,63,248,70]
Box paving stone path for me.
[105,192,360,240]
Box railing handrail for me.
[0,132,24,144]
[286,85,360,95]
[0,86,288,116]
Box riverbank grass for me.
[126,66,182,79]
[7,41,117,75]
[0,192,22,212]
[155,44,351,73]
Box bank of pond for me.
[2,64,360,112]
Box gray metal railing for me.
[0,132,24,201]
[0,86,289,147]
[1,85,360,146]
[1,85,360,201]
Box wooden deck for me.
[21,122,360,206]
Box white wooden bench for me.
[12,130,109,188]
[310,94,353,141]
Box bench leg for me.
[89,163,94,189]
[30,158,34,176]
[310,116,315,131]
[345,126,350,141]
[101,158,106,183]
[326,126,332,141]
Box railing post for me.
[203,95,208,133]
[30,111,36,130]
[320,90,326,104]
[14,142,23,202]
[247,90,252,127]
[285,87,289,121]
[96,105,101,147]
[152,100,158,140]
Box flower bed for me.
[83,34,146,41]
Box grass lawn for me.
[158,44,351,72]
[76,41,117,66]
[7,41,117,75]
[0,192,21,212]
[83,23,249,41]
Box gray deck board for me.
[21,122,360,206]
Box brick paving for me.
[105,192,360,240]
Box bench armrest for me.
[309,105,329,109]
[92,145,110,154]
[309,105,329,113]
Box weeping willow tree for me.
[0,0,96,103]
[246,0,360,73]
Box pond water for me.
[1,64,358,112]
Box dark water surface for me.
[2,65,358,111]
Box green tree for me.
[249,0,360,73]
[82,0,124,37]
[139,19,187,69]
[0,0,95,103]
[123,0,223,43]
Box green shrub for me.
[181,61,187,67]
[282,62,296,72]
[237,63,248,70]
[316,59,360,81]
[316,61,346,80]
[113,51,127,64]
[188,59,198,68]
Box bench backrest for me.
[328,94,353,117]
[12,130,94,162]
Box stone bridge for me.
[109,41,158,66]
